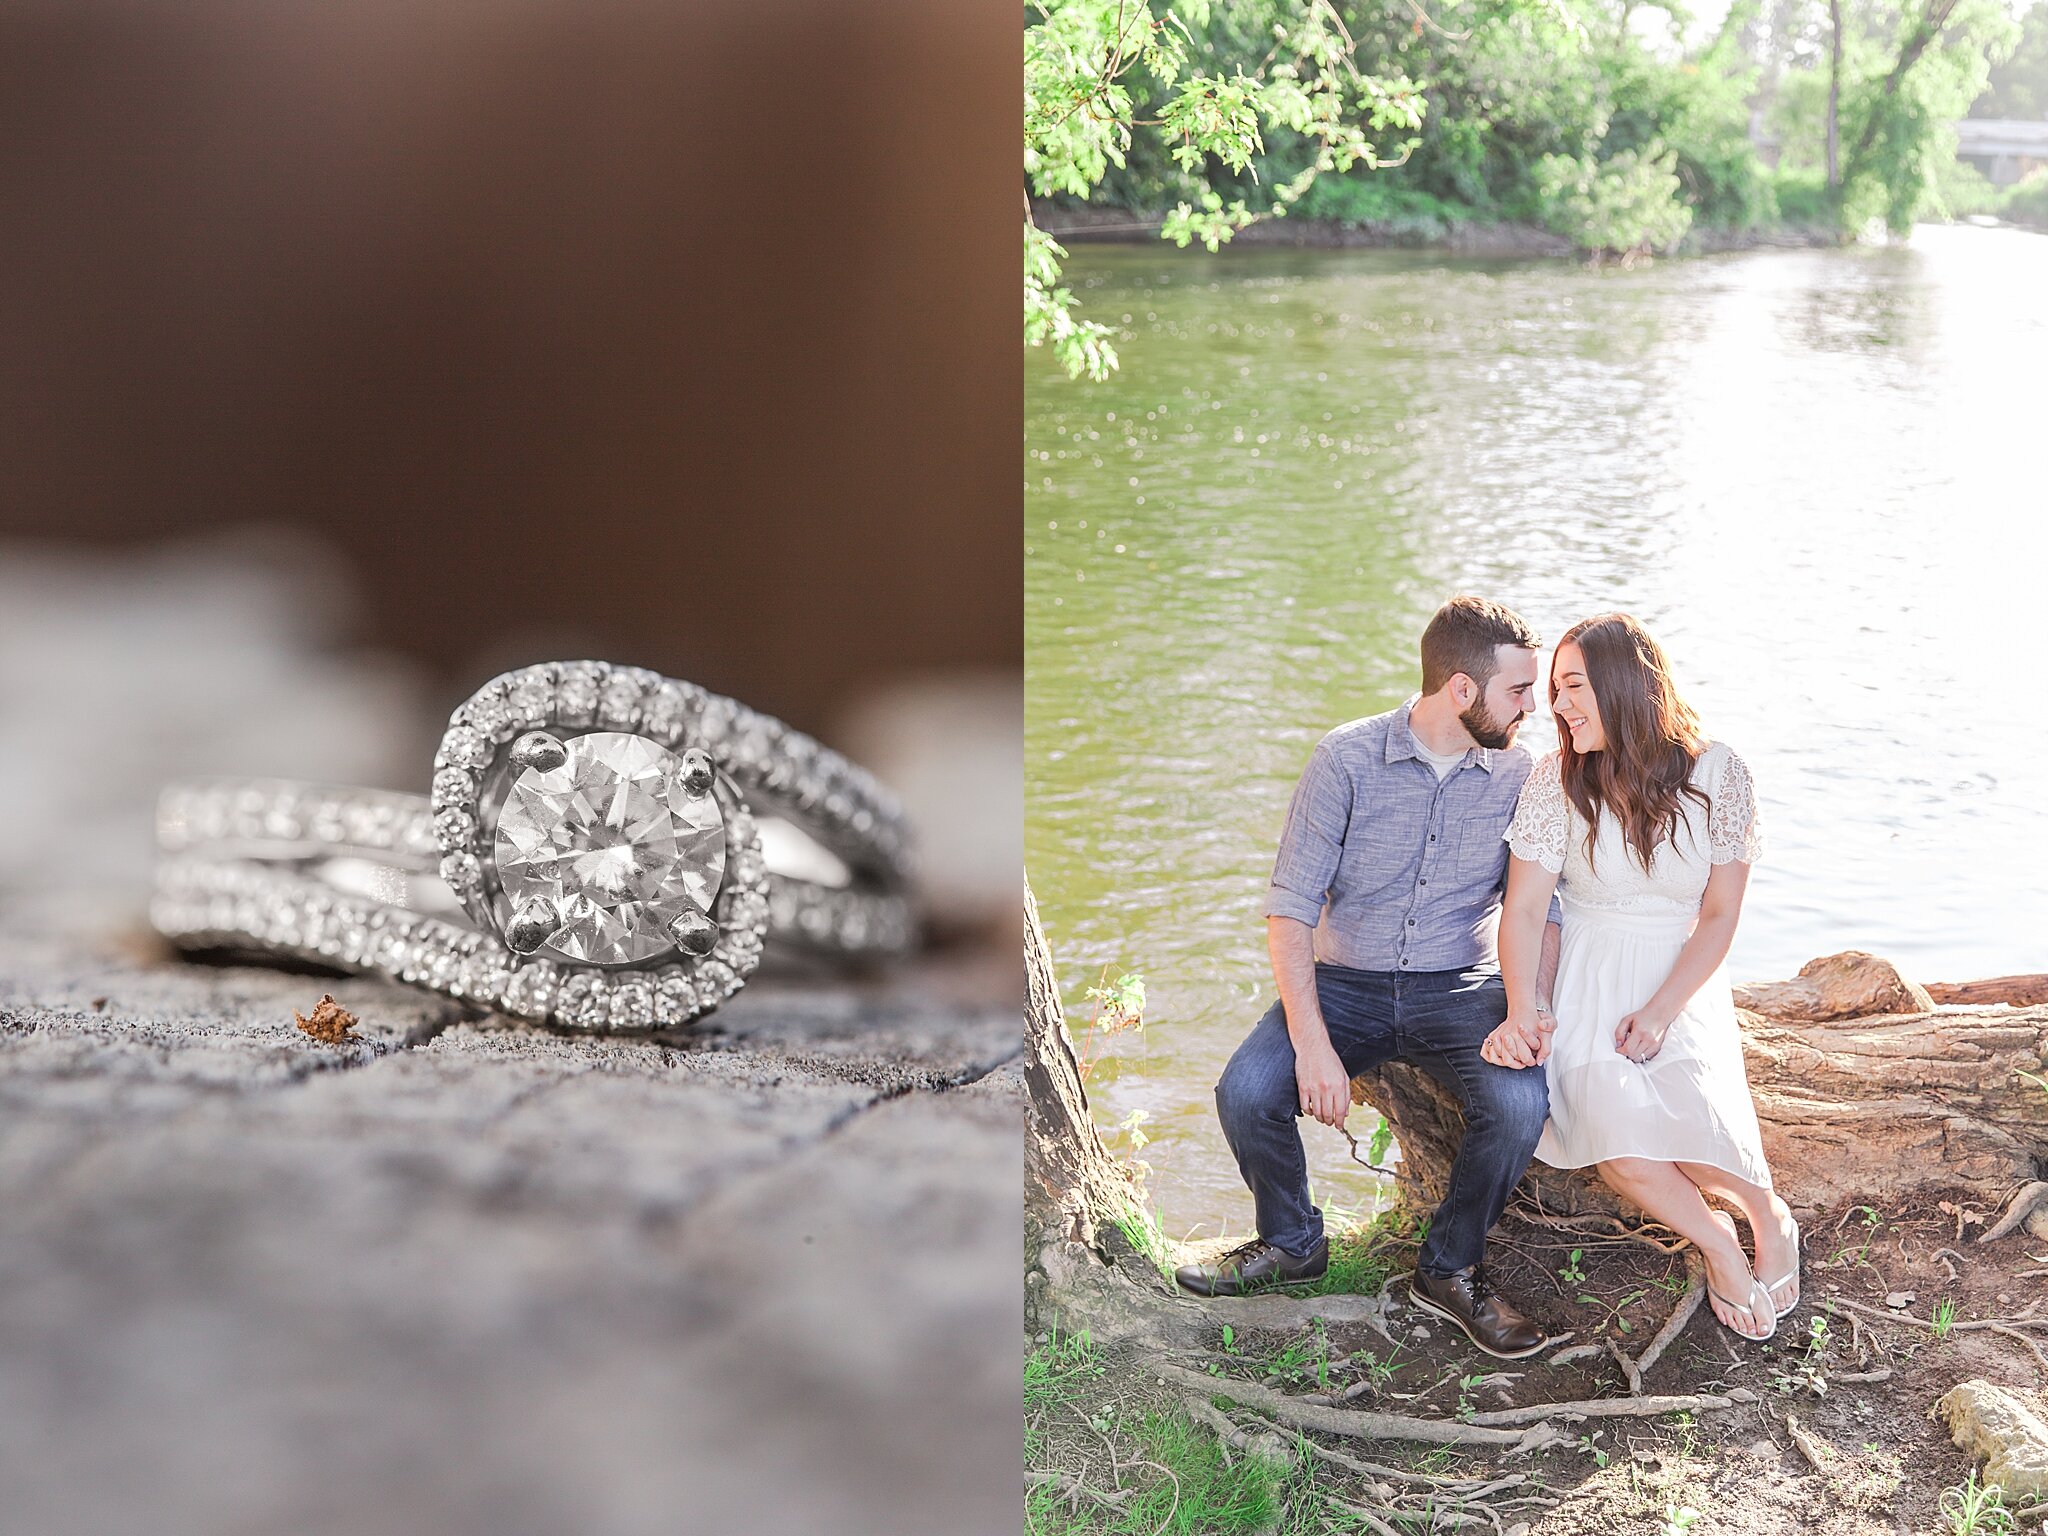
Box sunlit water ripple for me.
[1026,225,2048,1242]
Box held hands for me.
[1480,1005,1554,1070]
[1614,1004,1676,1063]
[1295,1037,1353,1129]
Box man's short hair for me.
[1419,596,1540,695]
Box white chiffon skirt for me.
[1536,900,1773,1188]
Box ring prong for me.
[678,748,715,799]
[507,896,562,955]
[510,731,568,774]
[668,904,718,958]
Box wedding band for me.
[151,661,917,1032]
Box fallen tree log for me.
[1927,975,2048,1009]
[1357,950,2048,1218]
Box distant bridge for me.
[1956,119,2048,186]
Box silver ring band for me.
[154,778,914,959]
[151,661,917,1032]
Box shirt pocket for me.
[1450,810,1511,895]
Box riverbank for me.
[1026,898,2048,1535]
[1032,198,1995,256]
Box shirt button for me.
[1429,834,1437,842]
[1420,879,1428,886]
[1407,918,1416,926]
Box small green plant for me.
[1350,1347,1400,1393]
[1070,966,1147,1081]
[1646,1263,1691,1294]
[1560,1247,1586,1286]
[1454,1371,1485,1421]
[1662,1505,1703,1536]
[1113,1106,1151,1152]
[1577,1430,1610,1468]
[1220,1323,1236,1355]
[1934,1298,1959,1339]
[1366,1113,1395,1166]
[1266,1319,1336,1390]
[1578,1287,1649,1335]
[1807,1314,1831,1353]
[1829,1206,1886,1268]
[1938,1468,2015,1535]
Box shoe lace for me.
[1220,1237,1274,1267]
[1466,1263,1495,1305]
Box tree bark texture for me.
[1024,875,1134,1255]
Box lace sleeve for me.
[1503,753,1568,873]
[1707,745,1764,865]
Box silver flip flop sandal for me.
[1760,1221,1801,1320]
[1707,1276,1778,1343]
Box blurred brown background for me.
[0,0,1017,724]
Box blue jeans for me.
[1214,963,1548,1277]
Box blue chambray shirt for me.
[1263,699,1555,972]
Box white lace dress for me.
[1503,741,1772,1185]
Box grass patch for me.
[1026,1323,1105,1458]
[1294,1205,1414,1299]
[1027,1408,1295,1535]
[1110,1195,1175,1278]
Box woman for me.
[1486,614,1798,1341]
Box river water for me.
[1025,223,2048,1243]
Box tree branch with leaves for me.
[1025,0,1424,380]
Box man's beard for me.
[1459,699,1518,751]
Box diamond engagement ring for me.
[150,661,916,1032]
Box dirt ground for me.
[1029,1192,2048,1534]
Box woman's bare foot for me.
[1699,1227,1767,1337]
[1753,1194,1800,1314]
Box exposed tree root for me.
[1465,1388,1759,1427]
[1786,1412,1833,1472]
[1149,1359,1540,1448]
[1980,1181,2048,1243]
[1827,1295,2048,1374]
[1505,1197,1691,1254]
[1612,1252,1706,1394]
[1193,1401,1551,1536]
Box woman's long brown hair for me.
[1553,614,1711,873]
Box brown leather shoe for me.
[1408,1264,1547,1359]
[1174,1236,1328,1298]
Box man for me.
[1174,596,1563,1360]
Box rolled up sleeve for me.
[1264,740,1352,927]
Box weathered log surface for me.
[1357,951,2048,1218]
[0,919,1021,1536]
[1928,974,2048,1009]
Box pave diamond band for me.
[151,856,758,1031]
[154,780,915,961]
[152,662,916,1032]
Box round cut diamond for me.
[493,732,726,965]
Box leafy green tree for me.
[1970,0,2048,117]
[1024,0,1423,379]
[1768,0,2015,231]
